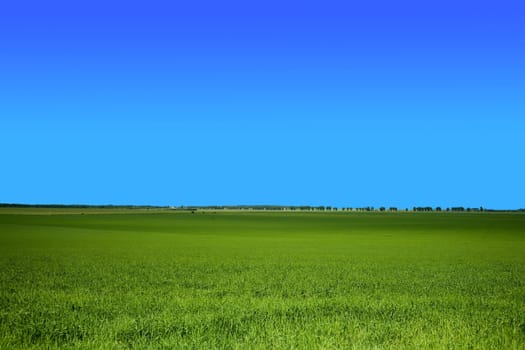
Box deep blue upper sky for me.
[1,0,524,209]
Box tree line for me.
[3,203,522,212]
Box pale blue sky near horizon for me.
[1,0,524,209]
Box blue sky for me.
[1,0,524,209]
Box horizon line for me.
[1,203,524,212]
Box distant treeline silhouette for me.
[1,203,523,212]
[0,203,161,209]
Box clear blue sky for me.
[1,0,524,209]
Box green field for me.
[1,209,524,349]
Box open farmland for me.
[0,209,524,349]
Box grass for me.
[1,209,524,349]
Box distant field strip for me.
[1,211,524,349]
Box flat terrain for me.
[1,209,524,349]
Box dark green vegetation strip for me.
[1,211,524,349]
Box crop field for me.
[0,209,524,349]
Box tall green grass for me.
[1,211,524,349]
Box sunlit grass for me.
[1,211,524,349]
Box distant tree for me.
[435,207,442,212]
[413,206,433,212]
[379,207,386,212]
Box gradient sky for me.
[1,0,524,209]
